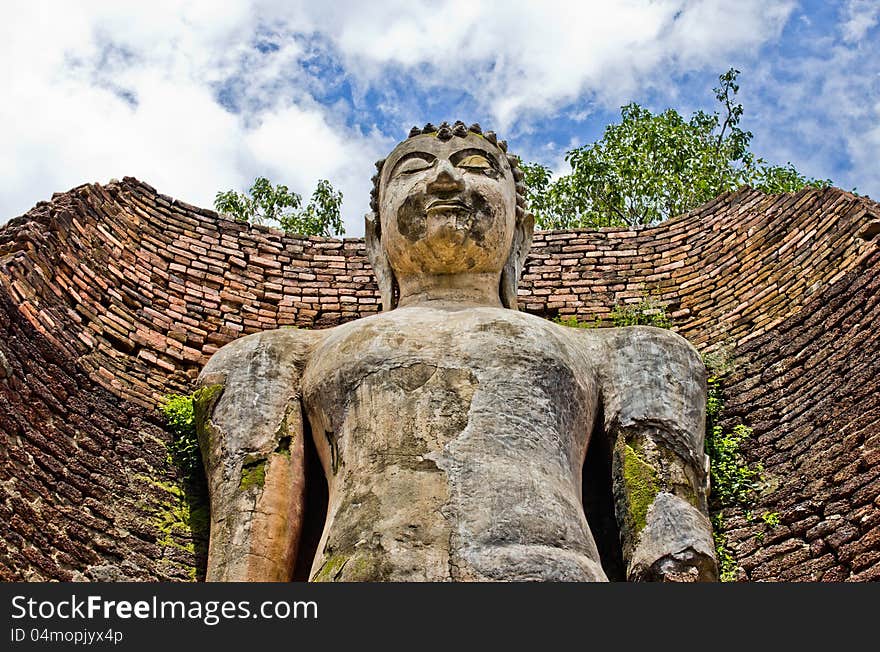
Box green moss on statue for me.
[312,555,349,582]
[192,383,225,439]
[273,404,297,458]
[621,443,659,535]
[240,456,267,490]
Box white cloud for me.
[841,0,880,42]
[303,0,796,129]
[744,6,880,200]
[7,0,853,236]
[0,0,384,234]
[243,104,392,232]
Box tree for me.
[214,177,344,237]
[524,69,832,229]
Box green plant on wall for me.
[702,352,770,581]
[553,315,605,329]
[160,393,202,477]
[709,512,736,581]
[704,379,762,508]
[608,296,674,329]
[156,392,210,580]
[759,511,780,527]
[553,295,674,330]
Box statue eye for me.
[397,158,434,174]
[457,154,493,172]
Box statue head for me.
[365,121,534,310]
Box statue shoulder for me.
[199,327,325,384]
[595,325,706,444]
[196,328,326,450]
[553,321,701,369]
[601,325,703,371]
[195,327,322,581]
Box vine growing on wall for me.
[156,392,210,580]
[159,393,201,477]
[702,350,771,581]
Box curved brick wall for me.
[0,288,206,581]
[1,176,878,581]
[714,246,880,581]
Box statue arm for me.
[194,328,322,581]
[597,326,718,581]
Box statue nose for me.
[427,161,464,194]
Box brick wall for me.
[0,289,205,580]
[1,176,878,581]
[713,246,880,580]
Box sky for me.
[1,0,878,236]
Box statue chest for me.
[300,307,605,581]
[301,307,599,478]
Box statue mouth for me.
[426,198,469,213]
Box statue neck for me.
[395,272,503,309]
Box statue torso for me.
[300,306,607,581]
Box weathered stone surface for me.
[301,307,608,581]
[196,328,322,581]
[628,492,716,582]
[714,245,880,581]
[196,128,714,582]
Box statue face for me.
[378,134,517,276]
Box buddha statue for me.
[194,121,717,582]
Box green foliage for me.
[759,511,781,528]
[705,376,724,428]
[706,421,762,508]
[552,315,605,329]
[519,159,585,230]
[701,340,736,378]
[751,161,832,195]
[146,478,203,556]
[156,393,210,579]
[704,377,763,509]
[524,69,832,229]
[711,513,738,582]
[552,296,673,330]
[748,509,781,542]
[278,179,344,237]
[159,393,201,477]
[703,365,768,581]
[608,297,674,329]
[215,176,344,237]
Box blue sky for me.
[2,0,878,235]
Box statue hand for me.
[628,546,718,582]
[626,492,719,582]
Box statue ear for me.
[365,211,399,311]
[500,211,535,310]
